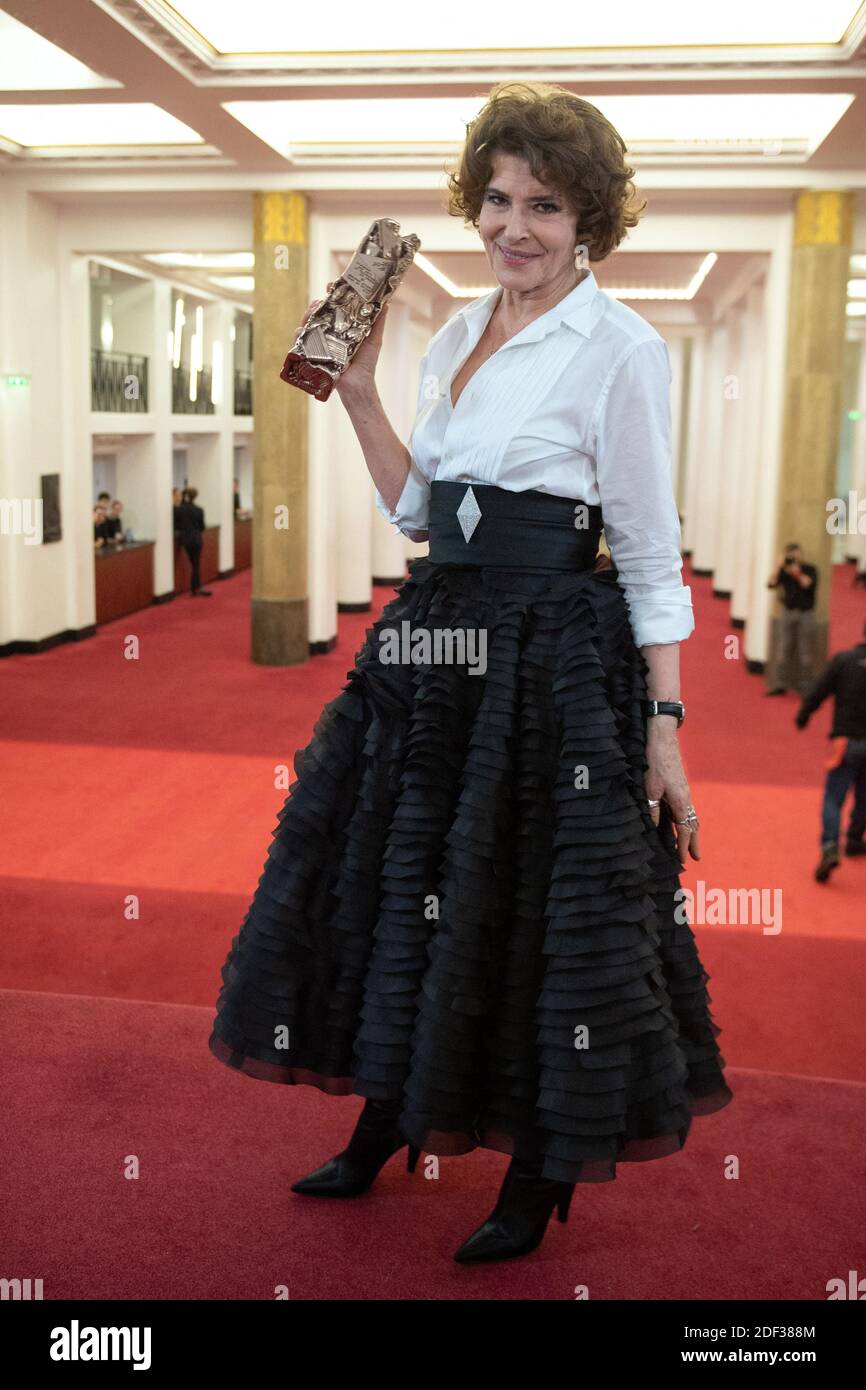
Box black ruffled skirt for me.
[209,483,733,1184]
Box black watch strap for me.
[644,699,685,727]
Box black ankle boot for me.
[290,1097,421,1198]
[453,1155,574,1264]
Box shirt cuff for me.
[374,459,431,534]
[621,585,695,647]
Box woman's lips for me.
[498,244,539,265]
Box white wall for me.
[0,191,248,644]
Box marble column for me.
[690,320,729,573]
[251,191,309,664]
[731,280,767,622]
[714,307,747,599]
[770,189,854,669]
[848,339,866,578]
[681,329,706,559]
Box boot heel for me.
[407,1144,421,1173]
[557,1186,574,1223]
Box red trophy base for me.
[279,353,336,402]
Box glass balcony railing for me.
[172,365,215,415]
[233,368,252,416]
[90,354,250,417]
[91,350,149,412]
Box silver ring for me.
[647,798,661,808]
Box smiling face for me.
[478,151,580,292]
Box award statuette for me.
[280,218,421,402]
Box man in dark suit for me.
[176,487,212,597]
[795,617,866,881]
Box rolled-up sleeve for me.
[374,458,431,533]
[374,348,433,535]
[592,336,694,647]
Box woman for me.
[209,80,733,1265]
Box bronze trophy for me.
[280,218,421,402]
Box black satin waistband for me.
[427,481,603,571]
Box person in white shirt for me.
[209,79,733,1270]
[375,244,693,655]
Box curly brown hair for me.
[446,81,646,262]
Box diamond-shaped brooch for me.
[456,484,482,542]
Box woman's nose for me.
[503,208,530,238]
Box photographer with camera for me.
[766,541,818,696]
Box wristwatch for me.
[644,699,685,727]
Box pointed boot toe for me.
[453,1159,574,1263]
[453,1216,538,1264]
[290,1152,357,1197]
[290,1102,422,1198]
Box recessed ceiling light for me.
[207,275,255,292]
[144,253,255,270]
[0,12,119,90]
[223,94,853,160]
[415,251,718,301]
[605,254,718,300]
[0,104,203,148]
[175,1,859,52]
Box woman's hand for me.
[645,721,700,865]
[335,301,389,399]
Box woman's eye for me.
[484,193,559,212]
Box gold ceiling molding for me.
[794,190,855,246]
[101,0,866,80]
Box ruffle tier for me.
[209,555,733,1183]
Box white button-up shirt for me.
[375,267,693,647]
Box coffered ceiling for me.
[2,1,866,172]
[3,2,866,312]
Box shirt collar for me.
[457,267,599,344]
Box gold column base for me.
[251,596,309,665]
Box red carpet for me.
[3,989,864,1301]
[2,562,865,1299]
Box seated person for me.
[93,504,110,547]
[103,499,126,543]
